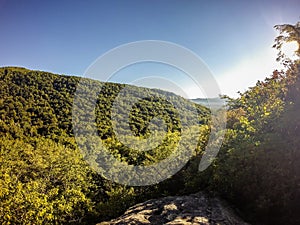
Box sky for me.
[0,0,299,98]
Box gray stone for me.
[97,192,250,225]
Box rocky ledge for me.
[97,192,250,225]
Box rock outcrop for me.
[97,192,250,225]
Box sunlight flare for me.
[282,40,299,59]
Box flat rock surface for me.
[97,192,250,225]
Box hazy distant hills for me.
[191,97,227,109]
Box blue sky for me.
[0,0,299,98]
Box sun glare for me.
[281,41,299,59]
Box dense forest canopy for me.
[0,21,299,225]
[0,66,210,224]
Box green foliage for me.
[0,137,96,224]
[1,21,298,225]
[0,66,209,223]
[96,186,136,220]
[197,21,300,225]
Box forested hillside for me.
[0,66,210,224]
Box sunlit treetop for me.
[273,21,300,65]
